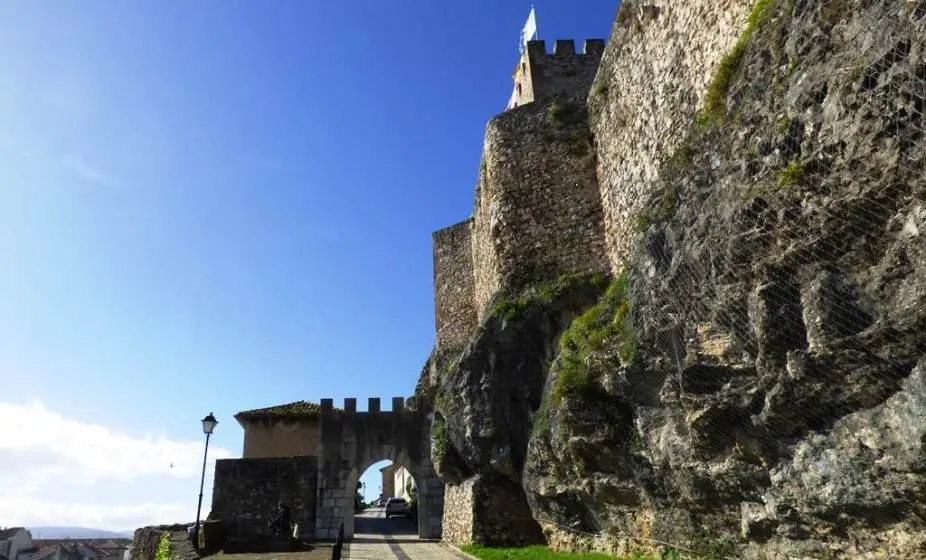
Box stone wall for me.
[315,397,443,540]
[441,474,544,547]
[210,457,318,541]
[472,99,610,319]
[441,480,475,545]
[241,417,320,458]
[432,220,477,354]
[527,39,606,103]
[589,0,753,273]
[512,39,606,109]
[131,526,197,560]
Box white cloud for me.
[0,400,233,531]
[61,154,118,189]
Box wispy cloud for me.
[61,154,118,189]
[0,400,233,530]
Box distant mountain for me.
[27,527,134,540]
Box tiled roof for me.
[33,546,58,560]
[234,400,325,422]
[0,527,24,540]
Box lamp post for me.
[193,412,218,548]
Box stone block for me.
[392,397,404,412]
[368,397,380,413]
[344,398,357,413]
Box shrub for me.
[777,160,806,186]
[155,533,172,560]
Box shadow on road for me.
[353,507,418,541]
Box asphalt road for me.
[354,507,418,538]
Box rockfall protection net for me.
[541,5,924,558]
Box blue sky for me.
[0,0,619,529]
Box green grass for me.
[554,273,636,404]
[777,160,806,186]
[462,544,654,560]
[492,273,609,323]
[155,533,172,560]
[432,416,449,458]
[700,0,777,124]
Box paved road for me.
[346,508,463,560]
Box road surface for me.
[347,507,463,560]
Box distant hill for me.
[27,527,134,540]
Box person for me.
[269,501,292,536]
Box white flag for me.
[519,7,538,53]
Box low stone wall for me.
[210,456,318,541]
[132,525,197,560]
[442,479,475,545]
[442,474,544,546]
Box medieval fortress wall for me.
[433,1,755,353]
[432,220,477,353]
[592,0,755,271]
[433,0,758,542]
[434,39,610,346]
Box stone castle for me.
[202,0,766,545]
[146,2,926,558]
[432,38,610,358]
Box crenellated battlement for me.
[319,396,424,416]
[526,38,606,58]
[508,38,606,109]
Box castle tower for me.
[507,39,606,109]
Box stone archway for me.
[314,397,443,540]
[344,453,424,537]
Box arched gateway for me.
[211,398,443,545]
[315,397,444,540]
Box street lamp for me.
[193,412,218,548]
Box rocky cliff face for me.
[526,0,926,558]
[432,274,609,545]
[433,0,926,558]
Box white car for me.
[384,497,409,518]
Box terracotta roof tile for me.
[234,400,326,421]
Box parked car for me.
[385,497,409,518]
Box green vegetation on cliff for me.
[155,533,172,560]
[700,0,777,124]
[492,272,610,323]
[554,273,635,403]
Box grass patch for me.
[155,533,172,560]
[493,273,609,323]
[777,160,806,186]
[462,544,653,560]
[554,273,636,404]
[700,0,777,124]
[774,114,792,134]
[494,296,533,322]
[432,416,449,458]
